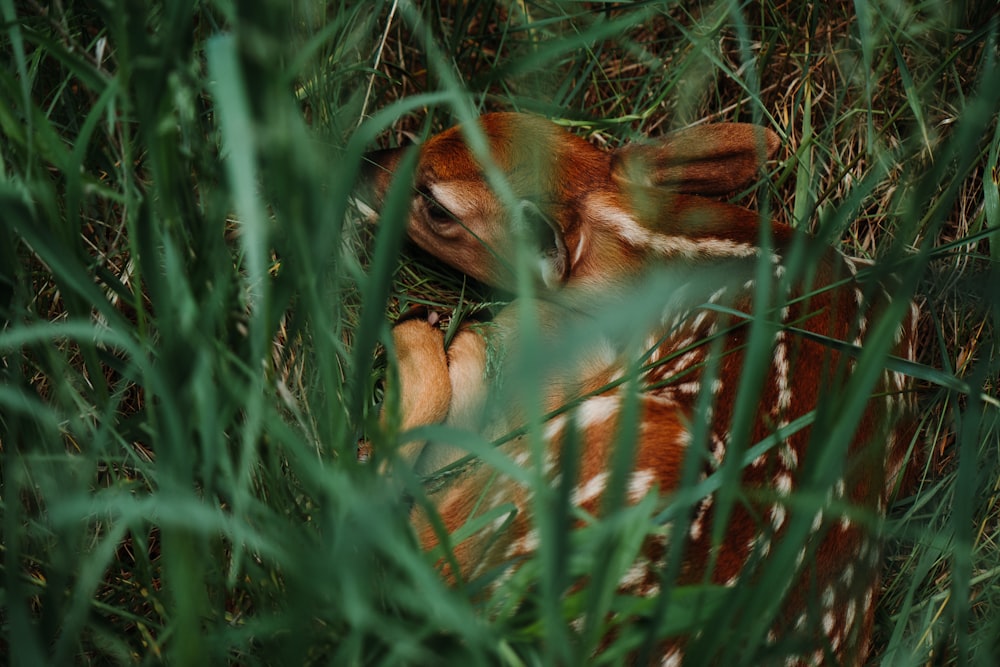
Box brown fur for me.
[364,113,919,665]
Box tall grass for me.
[1,1,998,665]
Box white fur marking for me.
[661,648,683,667]
[773,335,792,413]
[578,395,621,429]
[779,443,799,469]
[572,472,609,506]
[628,469,657,502]
[619,559,650,588]
[771,504,787,532]
[823,611,835,635]
[543,415,567,442]
[823,585,836,609]
[776,472,793,495]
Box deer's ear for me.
[517,200,569,288]
[610,123,780,196]
[360,146,413,209]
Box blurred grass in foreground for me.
[1,1,999,665]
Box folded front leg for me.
[419,323,490,473]
[388,312,492,475]
[386,313,450,470]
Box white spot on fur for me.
[823,611,835,635]
[689,495,712,541]
[487,565,514,594]
[493,509,518,537]
[543,415,567,442]
[489,490,507,509]
[761,538,771,557]
[892,369,908,391]
[771,504,787,532]
[505,528,538,557]
[619,558,650,588]
[779,443,799,469]
[775,472,793,495]
[710,434,727,468]
[543,452,557,476]
[689,517,703,541]
[669,335,696,352]
[651,234,760,259]
[628,469,657,502]
[773,335,792,413]
[572,472,608,506]
[708,286,728,303]
[661,648,683,667]
[823,586,836,609]
[578,395,620,429]
[674,349,704,373]
[676,381,702,395]
[691,309,711,331]
[869,542,882,566]
[593,204,649,246]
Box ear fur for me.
[360,146,410,210]
[515,200,570,288]
[610,123,780,196]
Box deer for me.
[360,112,919,665]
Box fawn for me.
[362,112,919,665]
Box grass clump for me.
[1,1,998,665]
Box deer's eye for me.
[418,188,454,225]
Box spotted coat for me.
[365,113,919,665]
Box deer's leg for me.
[388,314,451,470]
[413,321,491,474]
[388,313,493,474]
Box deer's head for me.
[363,112,780,289]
